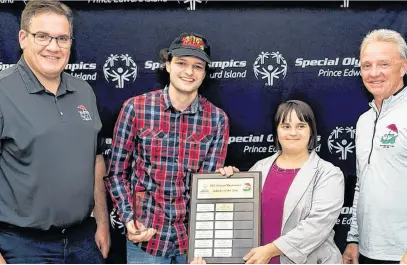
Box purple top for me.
[261,163,299,264]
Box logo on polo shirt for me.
[380,123,398,148]
[253,51,287,87]
[77,105,92,121]
[103,54,138,89]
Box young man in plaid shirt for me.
[106,32,230,264]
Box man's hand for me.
[243,244,276,264]
[95,222,111,259]
[216,166,239,178]
[126,220,157,243]
[400,251,407,264]
[0,253,6,264]
[343,243,359,264]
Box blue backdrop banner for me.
[1,1,405,263]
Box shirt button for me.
[60,112,63,116]
[175,158,179,162]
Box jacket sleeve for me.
[273,166,345,264]
[347,125,362,243]
[347,167,360,243]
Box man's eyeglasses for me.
[26,31,73,49]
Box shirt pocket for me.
[138,128,168,169]
[185,132,213,172]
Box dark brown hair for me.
[274,100,318,151]
[21,1,73,35]
[156,48,213,88]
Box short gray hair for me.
[21,0,73,36]
[361,29,407,59]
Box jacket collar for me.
[369,85,407,114]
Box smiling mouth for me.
[43,55,59,60]
[180,77,195,82]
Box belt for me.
[0,217,94,236]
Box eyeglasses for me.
[26,31,73,49]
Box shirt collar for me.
[162,86,204,113]
[17,56,75,95]
[369,85,407,113]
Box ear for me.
[165,61,171,74]
[18,29,27,50]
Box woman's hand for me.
[243,243,281,264]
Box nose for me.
[184,65,193,75]
[289,127,297,136]
[369,65,381,77]
[46,38,60,51]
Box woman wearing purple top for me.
[215,100,344,264]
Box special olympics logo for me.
[177,0,208,10]
[103,54,137,89]
[327,126,356,160]
[253,51,287,86]
[109,208,125,234]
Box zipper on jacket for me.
[368,104,382,164]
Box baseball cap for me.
[169,32,211,63]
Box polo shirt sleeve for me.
[89,87,104,156]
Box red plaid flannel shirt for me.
[106,87,229,256]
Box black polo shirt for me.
[0,57,102,230]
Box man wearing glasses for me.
[0,1,109,263]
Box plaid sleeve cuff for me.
[121,210,134,225]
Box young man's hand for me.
[216,166,239,177]
[126,220,157,243]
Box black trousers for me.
[359,254,398,264]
